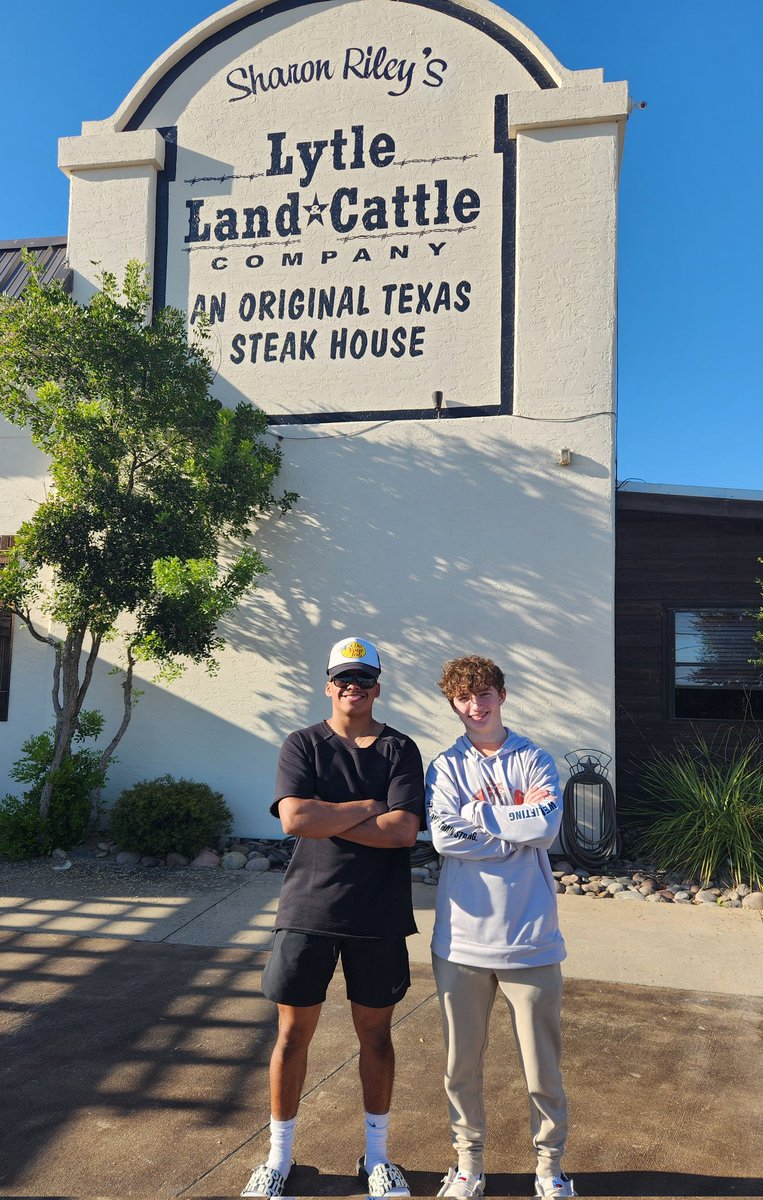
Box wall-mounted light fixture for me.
[433,390,444,417]
[557,447,572,467]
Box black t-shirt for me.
[271,721,425,938]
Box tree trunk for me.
[90,646,136,829]
[38,627,87,822]
[38,633,82,820]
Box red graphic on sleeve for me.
[472,778,511,806]
[512,789,525,805]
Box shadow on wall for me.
[215,419,613,750]
[0,629,282,837]
[4,421,613,828]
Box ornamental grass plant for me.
[627,737,763,889]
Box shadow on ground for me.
[1,939,761,1198]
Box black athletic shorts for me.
[262,929,411,1008]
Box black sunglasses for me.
[331,672,379,688]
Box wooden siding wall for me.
[615,493,763,804]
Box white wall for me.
[1,0,627,834]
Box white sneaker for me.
[437,1167,487,1198]
[534,1171,577,1198]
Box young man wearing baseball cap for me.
[426,655,575,1200]
[241,637,425,1200]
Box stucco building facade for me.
[2,0,632,835]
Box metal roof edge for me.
[617,480,763,504]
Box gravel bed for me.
[2,840,761,910]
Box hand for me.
[525,786,551,805]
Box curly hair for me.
[438,655,505,700]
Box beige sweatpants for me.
[432,953,568,1178]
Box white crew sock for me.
[265,1115,296,1178]
[364,1110,390,1172]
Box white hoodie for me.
[426,730,566,969]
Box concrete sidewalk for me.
[1,872,761,995]
[0,869,761,1198]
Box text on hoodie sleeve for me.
[460,749,563,848]
[426,759,513,861]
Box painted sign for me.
[132,1,554,421]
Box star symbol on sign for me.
[303,193,328,225]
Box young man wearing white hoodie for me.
[426,655,575,1200]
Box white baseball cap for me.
[326,636,382,678]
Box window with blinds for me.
[0,535,14,721]
[673,608,763,720]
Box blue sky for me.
[1,0,760,491]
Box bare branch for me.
[134,447,166,472]
[51,643,63,719]
[75,632,103,715]
[127,449,139,494]
[98,645,136,771]
[8,605,59,647]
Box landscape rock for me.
[221,851,248,870]
[191,849,221,868]
[245,855,271,872]
[166,852,189,868]
[115,850,140,866]
[615,889,645,901]
[741,892,763,910]
[694,890,718,905]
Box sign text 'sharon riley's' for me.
[226,44,448,102]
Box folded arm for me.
[276,795,387,839]
[339,807,420,848]
[461,752,562,849]
[427,761,513,861]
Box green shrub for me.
[0,714,106,859]
[0,794,42,860]
[625,738,763,887]
[109,775,232,858]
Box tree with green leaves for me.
[0,258,295,833]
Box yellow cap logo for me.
[341,640,366,660]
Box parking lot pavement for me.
[1,919,761,1198]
